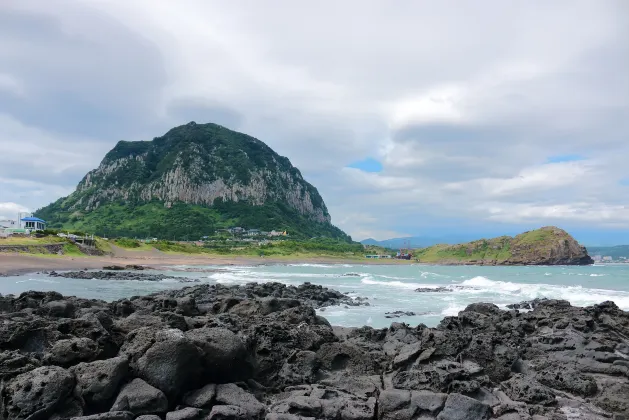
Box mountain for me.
[414,226,593,265]
[361,234,484,249]
[35,122,350,240]
[587,245,629,259]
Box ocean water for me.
[2,263,629,328]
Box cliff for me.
[35,122,349,240]
[414,226,593,265]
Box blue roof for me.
[20,217,46,223]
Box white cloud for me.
[0,0,627,240]
[0,202,29,221]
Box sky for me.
[1,1,628,245]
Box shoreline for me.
[0,253,409,276]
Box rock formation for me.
[34,122,350,240]
[1,281,627,419]
[415,226,594,266]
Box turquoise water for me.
[1,263,628,328]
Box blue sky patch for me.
[546,154,586,163]
[347,157,383,173]
[620,178,629,186]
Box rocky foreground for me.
[1,282,628,420]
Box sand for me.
[0,249,406,275]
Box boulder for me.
[136,416,163,420]
[110,378,168,415]
[184,383,217,408]
[501,374,556,406]
[436,393,491,420]
[3,366,75,420]
[216,383,266,419]
[46,337,99,366]
[70,356,129,409]
[134,332,202,399]
[185,327,255,382]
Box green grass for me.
[62,243,84,256]
[0,236,66,245]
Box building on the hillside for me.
[228,227,245,235]
[20,217,46,231]
[246,229,261,237]
[269,230,287,237]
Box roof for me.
[20,217,46,223]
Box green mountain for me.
[35,122,350,240]
[414,226,593,265]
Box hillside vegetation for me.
[35,122,350,241]
[415,226,593,265]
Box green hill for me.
[35,122,350,241]
[414,226,593,265]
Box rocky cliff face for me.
[35,122,348,239]
[505,226,593,265]
[73,122,330,223]
[415,227,593,266]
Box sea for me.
[2,263,629,329]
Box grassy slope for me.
[414,227,572,264]
[37,201,349,241]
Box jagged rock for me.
[278,351,320,386]
[70,356,129,409]
[110,378,168,416]
[3,366,75,420]
[136,416,162,420]
[501,374,556,406]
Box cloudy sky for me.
[1,1,628,244]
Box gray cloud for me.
[0,0,627,240]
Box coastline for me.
[0,252,409,276]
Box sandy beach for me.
[0,249,407,276]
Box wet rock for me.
[385,311,416,318]
[110,378,168,416]
[415,287,452,293]
[49,270,197,283]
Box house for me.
[246,229,261,237]
[228,227,245,235]
[20,217,46,231]
[269,230,288,237]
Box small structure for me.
[228,227,245,235]
[246,229,261,237]
[20,217,46,231]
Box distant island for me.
[412,226,593,266]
